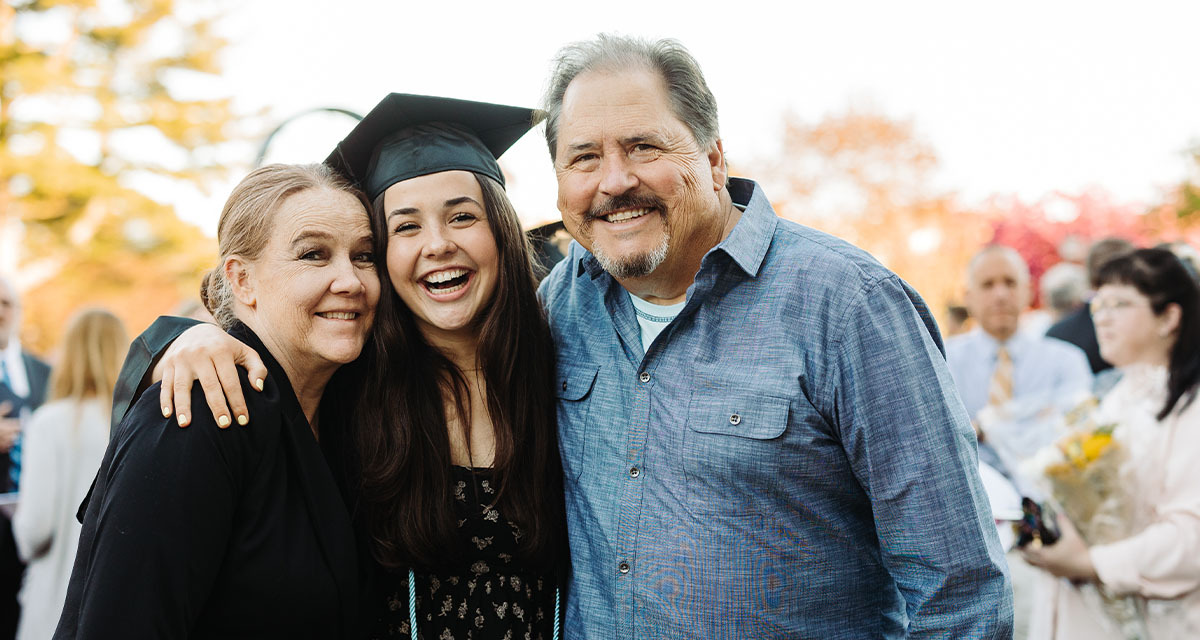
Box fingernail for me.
[237,414,249,426]
[162,406,172,418]
[217,415,231,428]
[177,414,189,427]
[255,378,264,391]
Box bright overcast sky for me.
[164,0,1200,233]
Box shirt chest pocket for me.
[556,364,599,480]
[683,388,790,514]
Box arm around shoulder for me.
[111,316,202,427]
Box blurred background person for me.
[945,244,1092,639]
[1039,262,1089,326]
[1023,248,1200,638]
[0,276,51,640]
[1047,237,1134,375]
[11,309,127,640]
[1056,235,1088,266]
[946,244,1092,468]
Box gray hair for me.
[202,163,368,330]
[1040,262,1088,314]
[542,34,720,160]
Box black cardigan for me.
[56,322,359,639]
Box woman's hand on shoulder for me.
[155,323,267,429]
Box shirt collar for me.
[574,177,778,280]
[713,178,776,278]
[976,327,1035,358]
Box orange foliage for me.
[747,109,1200,329]
[749,109,992,328]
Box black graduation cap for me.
[325,93,539,201]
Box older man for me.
[538,35,1011,639]
[946,246,1092,467]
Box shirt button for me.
[639,372,651,383]
[729,413,742,425]
[618,562,630,574]
[561,380,567,391]
[629,467,640,478]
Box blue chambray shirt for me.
[538,178,1013,639]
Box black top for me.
[56,322,359,639]
[367,466,560,640]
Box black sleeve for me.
[109,316,202,430]
[57,379,270,639]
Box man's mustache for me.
[584,194,667,225]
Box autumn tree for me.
[1143,143,1200,246]
[1,0,240,353]
[748,109,992,325]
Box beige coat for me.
[12,398,109,640]
[1030,367,1200,639]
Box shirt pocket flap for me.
[687,391,789,440]
[557,365,599,401]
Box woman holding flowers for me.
[1022,247,1200,638]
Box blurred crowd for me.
[943,236,1200,638]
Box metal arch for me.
[253,107,364,168]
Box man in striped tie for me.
[946,245,1092,468]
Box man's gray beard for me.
[592,233,670,280]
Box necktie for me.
[0,359,9,388]
[987,345,1013,410]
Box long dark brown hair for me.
[354,172,565,571]
[1097,247,1200,420]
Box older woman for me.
[104,95,566,640]
[1022,247,1200,638]
[54,163,379,638]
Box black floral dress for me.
[369,466,560,640]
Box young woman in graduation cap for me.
[108,94,567,639]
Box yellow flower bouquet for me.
[1016,397,1146,639]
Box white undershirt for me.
[627,293,686,353]
[625,201,744,353]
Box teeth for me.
[424,268,468,284]
[429,281,468,295]
[605,208,650,223]
[318,312,357,320]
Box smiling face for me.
[382,170,499,349]
[553,67,728,290]
[236,187,379,382]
